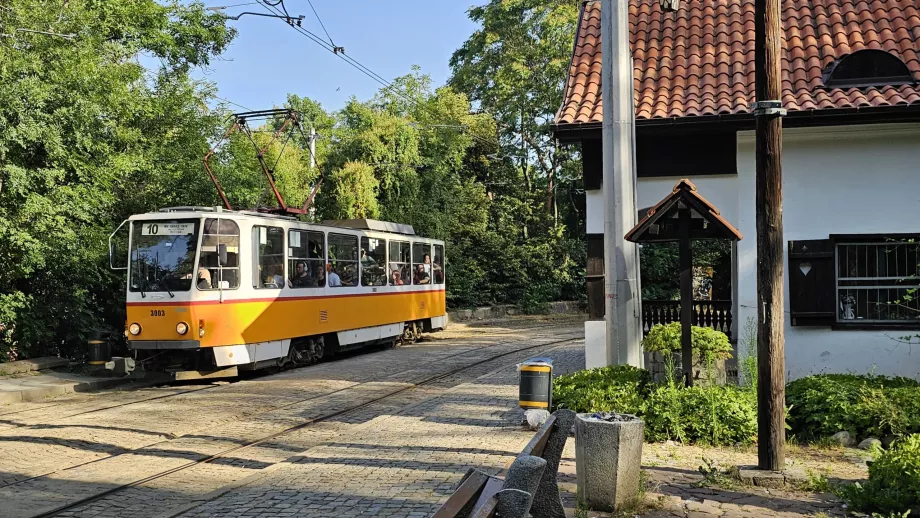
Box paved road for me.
[0,317,586,518]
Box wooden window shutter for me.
[788,239,835,326]
[586,233,605,319]
[581,139,602,191]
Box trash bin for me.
[87,339,110,366]
[575,413,645,512]
[518,357,553,410]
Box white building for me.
[553,0,920,379]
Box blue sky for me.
[194,1,480,113]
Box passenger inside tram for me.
[290,261,312,288]
[197,268,211,289]
[390,270,404,286]
[414,264,430,285]
[325,263,342,287]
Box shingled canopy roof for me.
[555,0,920,127]
[625,179,743,243]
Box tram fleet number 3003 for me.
[110,207,448,379]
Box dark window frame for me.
[831,233,920,330]
[790,234,920,331]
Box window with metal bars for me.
[835,240,920,324]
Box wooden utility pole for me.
[678,205,693,387]
[754,0,786,471]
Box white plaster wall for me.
[637,175,740,228]
[736,124,920,380]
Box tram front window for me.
[129,220,200,293]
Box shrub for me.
[841,434,920,515]
[642,323,733,363]
[552,365,651,414]
[786,374,920,440]
[644,385,757,445]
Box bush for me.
[841,434,920,515]
[552,365,651,414]
[786,374,920,440]
[554,366,756,446]
[644,385,757,445]
[642,323,733,363]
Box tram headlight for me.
[128,323,142,336]
[176,322,189,335]
[198,319,205,338]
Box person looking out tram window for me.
[423,254,432,275]
[391,270,404,286]
[413,264,430,285]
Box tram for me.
[111,207,447,378]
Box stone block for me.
[574,413,644,512]
[830,431,856,447]
[450,310,472,322]
[472,307,491,320]
[858,437,881,450]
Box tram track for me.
[0,328,556,491]
[25,329,582,518]
[0,319,562,432]
[0,321,578,512]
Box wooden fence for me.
[641,300,733,338]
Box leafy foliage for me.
[841,434,920,516]
[552,365,651,414]
[786,374,920,440]
[0,1,588,360]
[642,323,733,364]
[553,366,756,446]
[0,0,234,360]
[644,385,757,445]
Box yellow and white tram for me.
[114,207,446,377]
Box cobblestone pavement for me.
[1,316,869,518]
[0,316,584,518]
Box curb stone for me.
[0,376,153,405]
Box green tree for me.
[449,0,581,218]
[0,0,234,359]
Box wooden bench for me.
[432,410,576,518]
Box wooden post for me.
[678,205,693,387]
[755,0,786,471]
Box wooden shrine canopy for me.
[626,179,741,387]
[625,179,743,243]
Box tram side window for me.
[252,226,285,289]
[360,237,387,286]
[289,230,325,288]
[412,242,432,285]
[433,244,445,285]
[198,219,240,290]
[388,241,410,285]
[328,233,358,287]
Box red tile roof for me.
[555,0,920,125]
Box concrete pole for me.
[601,0,643,367]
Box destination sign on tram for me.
[141,222,195,236]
